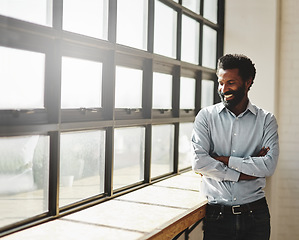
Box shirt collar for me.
[217,101,257,116]
[247,101,257,115]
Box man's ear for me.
[245,78,253,90]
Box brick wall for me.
[225,0,299,239]
[276,0,299,238]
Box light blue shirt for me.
[191,101,279,206]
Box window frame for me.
[0,0,224,236]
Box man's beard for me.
[218,84,246,109]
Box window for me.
[63,0,108,39]
[182,0,200,14]
[0,135,49,226]
[113,127,145,190]
[202,25,217,69]
[0,0,224,236]
[181,15,200,64]
[115,66,143,109]
[201,79,215,108]
[59,130,105,207]
[154,0,177,58]
[116,0,148,50]
[152,72,173,110]
[151,124,174,178]
[61,57,103,109]
[204,0,218,24]
[0,0,52,26]
[180,77,196,110]
[179,123,193,170]
[0,47,45,110]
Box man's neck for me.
[228,97,249,116]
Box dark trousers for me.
[203,198,270,240]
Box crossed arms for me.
[213,147,269,181]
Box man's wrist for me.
[214,156,229,165]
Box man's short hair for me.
[217,54,256,90]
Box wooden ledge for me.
[144,203,206,240]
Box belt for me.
[207,197,268,215]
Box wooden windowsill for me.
[3,171,207,240]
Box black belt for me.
[207,197,268,215]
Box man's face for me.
[217,68,248,109]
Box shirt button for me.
[234,133,237,136]
[234,198,237,201]
[232,150,236,153]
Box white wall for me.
[224,0,278,114]
[225,0,299,239]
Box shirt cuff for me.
[224,167,240,182]
[228,156,243,173]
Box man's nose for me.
[223,83,233,94]
[219,84,229,94]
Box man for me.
[191,54,279,240]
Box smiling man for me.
[191,54,279,240]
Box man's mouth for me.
[224,94,233,101]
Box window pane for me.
[182,0,200,14]
[154,0,177,58]
[179,123,193,169]
[181,15,199,64]
[117,0,148,50]
[201,79,214,108]
[180,77,196,109]
[61,57,102,109]
[113,127,145,190]
[0,0,52,26]
[63,0,108,39]
[202,25,217,69]
[0,47,45,110]
[0,135,49,227]
[59,130,105,207]
[203,0,218,24]
[151,125,174,178]
[115,66,143,109]
[153,72,172,109]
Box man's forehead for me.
[217,68,240,77]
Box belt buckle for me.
[232,205,241,215]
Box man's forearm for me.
[238,173,257,181]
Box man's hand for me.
[213,156,229,165]
[256,147,270,157]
